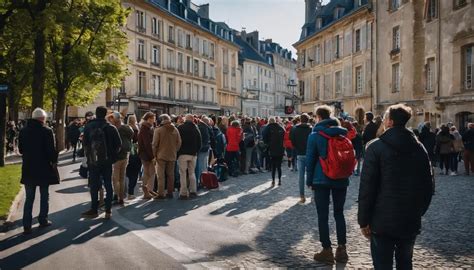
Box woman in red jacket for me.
[284,120,295,171]
[225,120,243,177]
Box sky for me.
[192,0,330,55]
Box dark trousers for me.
[23,185,49,229]
[225,151,240,176]
[89,164,113,211]
[370,234,416,270]
[270,155,283,181]
[451,152,459,172]
[439,154,451,173]
[314,186,347,248]
[126,154,142,195]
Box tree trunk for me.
[55,89,67,152]
[31,28,46,109]
[0,93,7,167]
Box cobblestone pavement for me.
[169,164,474,268]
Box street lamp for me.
[287,79,298,113]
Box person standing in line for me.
[138,112,156,200]
[436,125,455,175]
[81,106,122,219]
[283,120,295,171]
[109,112,133,205]
[359,104,433,269]
[289,113,312,204]
[195,116,212,186]
[362,112,378,146]
[462,123,474,175]
[67,119,81,162]
[263,117,285,187]
[242,118,257,174]
[450,126,464,176]
[19,108,59,235]
[225,120,243,177]
[153,114,182,200]
[306,105,350,264]
[126,114,141,199]
[351,122,364,176]
[419,122,437,166]
[177,114,202,200]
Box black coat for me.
[419,126,436,155]
[289,123,312,156]
[197,121,212,152]
[462,128,474,151]
[178,121,202,156]
[19,119,59,186]
[67,123,81,144]
[358,126,433,238]
[362,121,378,145]
[263,123,285,157]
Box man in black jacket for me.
[19,108,59,234]
[177,114,202,199]
[289,113,312,204]
[362,111,378,145]
[81,106,122,219]
[358,104,433,269]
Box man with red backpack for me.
[306,105,355,265]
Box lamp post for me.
[287,79,298,113]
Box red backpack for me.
[318,131,356,180]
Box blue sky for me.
[193,0,330,55]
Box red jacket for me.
[226,126,242,152]
[284,123,293,149]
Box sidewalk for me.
[4,150,75,165]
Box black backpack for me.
[87,123,109,166]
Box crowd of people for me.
[15,103,474,269]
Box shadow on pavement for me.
[0,203,127,269]
[55,184,89,194]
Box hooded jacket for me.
[152,120,182,161]
[138,121,154,161]
[358,126,433,239]
[289,123,312,156]
[306,118,349,188]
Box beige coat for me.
[152,121,182,161]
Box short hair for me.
[231,120,240,127]
[96,106,108,119]
[160,114,171,122]
[184,114,194,122]
[365,111,374,121]
[268,117,276,124]
[142,111,156,121]
[468,123,474,129]
[32,108,47,119]
[300,113,310,123]
[127,114,137,125]
[315,105,332,120]
[387,104,412,127]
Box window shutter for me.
[367,23,372,50]
[343,63,352,96]
[366,59,371,94]
[361,23,367,51]
[144,13,147,30]
[361,64,366,94]
[328,39,333,62]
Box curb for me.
[1,185,25,232]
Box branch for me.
[87,16,106,54]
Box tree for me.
[47,0,129,151]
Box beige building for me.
[375,0,474,130]
[294,0,375,124]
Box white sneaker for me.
[450,172,457,176]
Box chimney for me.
[197,4,209,19]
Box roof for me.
[295,0,370,46]
[234,36,269,66]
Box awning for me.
[130,96,177,106]
[193,104,221,111]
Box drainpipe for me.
[373,0,378,114]
[436,0,442,125]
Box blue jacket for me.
[306,118,350,188]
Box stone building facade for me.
[294,0,374,124]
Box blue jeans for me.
[314,186,347,248]
[23,185,49,229]
[89,164,113,211]
[297,155,306,196]
[195,151,209,185]
[371,234,416,269]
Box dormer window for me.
[355,0,362,7]
[334,8,344,19]
[316,18,322,29]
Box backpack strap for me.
[318,131,331,139]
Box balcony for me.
[136,58,147,64]
[151,62,160,68]
[203,75,208,79]
[151,33,160,40]
[177,68,184,73]
[186,45,192,51]
[186,71,193,76]
[136,26,146,33]
[168,38,175,45]
[167,66,176,71]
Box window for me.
[426,58,435,92]
[315,76,321,99]
[186,34,192,49]
[136,10,145,31]
[178,53,183,72]
[202,86,207,102]
[194,37,200,53]
[464,45,474,90]
[392,26,401,51]
[151,17,159,36]
[355,66,363,94]
[355,0,363,7]
[177,29,183,47]
[178,81,183,100]
[194,59,199,76]
[203,40,208,56]
[210,43,215,59]
[167,49,175,69]
[392,63,400,92]
[391,0,400,11]
[210,88,215,103]
[426,0,437,21]
[137,39,146,61]
[187,56,192,74]
[224,74,229,88]
[203,61,207,78]
[151,75,161,96]
[316,18,322,29]
[193,85,198,100]
[355,29,361,52]
[166,78,174,98]
[454,0,467,10]
[334,35,341,59]
[138,71,146,95]
[186,83,191,100]
[210,64,215,79]
[168,26,174,43]
[151,45,160,66]
[335,71,342,93]
[315,44,321,64]
[334,8,344,19]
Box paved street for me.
[1,157,473,269]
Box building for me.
[260,39,298,116]
[237,31,276,117]
[294,0,374,124]
[375,0,474,130]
